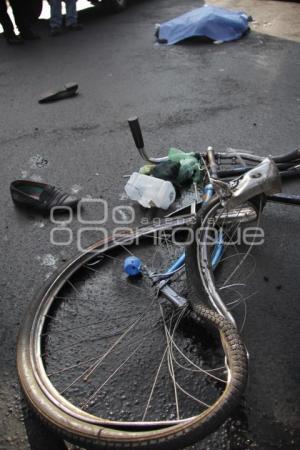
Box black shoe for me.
[67,23,82,31]
[39,82,78,104]
[20,30,41,40]
[10,180,79,212]
[51,27,63,37]
[5,33,24,45]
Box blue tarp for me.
[156,5,250,45]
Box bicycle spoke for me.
[222,199,262,286]
[163,313,226,383]
[59,297,157,394]
[161,306,180,420]
[81,326,157,410]
[142,346,168,421]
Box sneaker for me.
[51,27,63,37]
[5,33,24,45]
[67,23,83,31]
[39,82,78,104]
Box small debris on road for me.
[39,82,78,104]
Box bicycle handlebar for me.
[128,116,144,150]
[128,116,168,163]
[127,117,300,172]
[272,148,300,163]
[207,146,218,179]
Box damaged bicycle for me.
[17,117,300,449]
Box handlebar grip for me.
[128,116,144,150]
[207,146,218,179]
[272,148,300,164]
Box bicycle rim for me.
[17,217,247,449]
[186,196,263,330]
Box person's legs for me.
[65,0,78,27]
[9,0,30,35]
[0,0,23,43]
[9,0,39,38]
[49,0,63,29]
[0,0,14,35]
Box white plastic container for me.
[125,173,176,210]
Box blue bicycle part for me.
[123,256,142,276]
[203,183,214,205]
[155,183,222,281]
[211,232,224,271]
[165,252,186,274]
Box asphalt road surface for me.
[0,0,300,449]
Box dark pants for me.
[0,0,31,36]
[0,0,14,35]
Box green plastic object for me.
[168,147,203,186]
[168,147,196,162]
[138,148,204,188]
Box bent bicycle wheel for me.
[17,217,247,449]
[186,195,264,326]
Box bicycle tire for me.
[186,195,264,317]
[17,217,248,449]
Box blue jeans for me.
[49,0,77,28]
